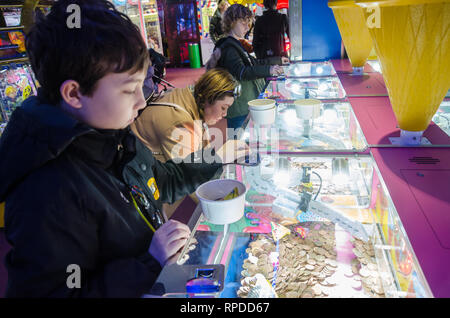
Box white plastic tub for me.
[248,99,277,125]
[294,99,322,120]
[196,179,247,225]
[248,99,276,111]
[249,107,276,126]
[248,99,277,126]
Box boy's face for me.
[78,70,147,130]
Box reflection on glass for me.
[284,61,336,77]
[331,158,350,188]
[241,102,367,153]
[367,60,382,73]
[172,155,432,298]
[432,101,450,136]
[265,77,346,100]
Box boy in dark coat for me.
[0,0,245,297]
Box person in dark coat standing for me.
[0,0,247,298]
[209,0,230,44]
[253,0,289,60]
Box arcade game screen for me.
[0,29,27,61]
[0,63,37,123]
[1,7,21,27]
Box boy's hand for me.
[216,140,249,164]
[149,220,191,267]
[281,57,290,65]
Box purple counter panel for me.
[371,148,450,297]
[331,59,376,74]
[331,59,389,97]
[349,97,450,146]
[169,196,197,225]
[336,71,388,97]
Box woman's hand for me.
[281,57,290,65]
[270,65,284,76]
[149,220,191,267]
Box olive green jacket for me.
[214,36,281,119]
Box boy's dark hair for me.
[26,0,149,105]
[263,0,277,9]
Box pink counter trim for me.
[220,232,236,265]
[207,232,224,264]
[337,72,388,97]
[371,148,450,297]
[348,97,450,146]
[205,232,236,266]
[331,59,376,74]
[236,165,243,182]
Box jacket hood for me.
[0,96,93,201]
[215,36,234,50]
[208,37,243,71]
[158,87,201,121]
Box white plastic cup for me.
[294,99,322,120]
[248,99,277,126]
[249,106,276,125]
[196,179,247,225]
[248,99,276,111]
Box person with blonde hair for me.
[131,68,242,218]
[132,68,239,162]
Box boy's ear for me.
[60,80,83,109]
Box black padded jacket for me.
[253,9,289,60]
[0,96,222,297]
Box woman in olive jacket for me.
[207,4,287,131]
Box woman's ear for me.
[60,80,83,109]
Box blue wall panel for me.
[302,0,342,61]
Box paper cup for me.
[196,179,247,225]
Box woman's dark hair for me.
[263,0,278,10]
[222,4,253,34]
[26,0,149,105]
